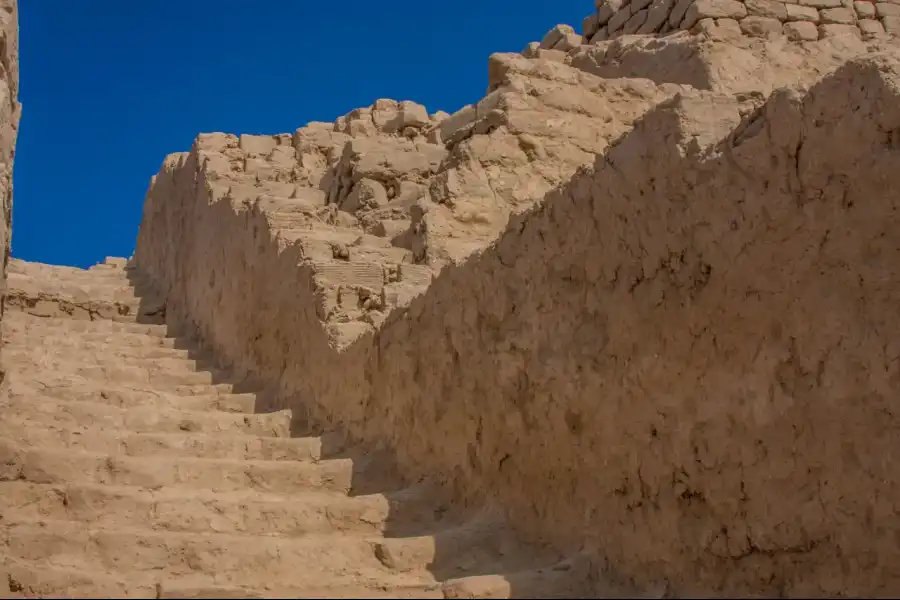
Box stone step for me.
[2,333,196,360]
[4,312,178,348]
[0,480,432,537]
[0,395,292,438]
[0,553,443,599]
[157,581,444,598]
[5,346,213,375]
[1,520,434,590]
[6,356,228,388]
[5,377,256,411]
[5,370,242,397]
[1,313,169,337]
[0,439,354,495]
[0,554,156,598]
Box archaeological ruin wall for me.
[0,0,19,386]
[130,7,900,598]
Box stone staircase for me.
[0,259,588,599]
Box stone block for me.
[583,12,601,37]
[820,6,858,21]
[853,0,876,16]
[786,3,821,18]
[639,0,676,31]
[876,1,900,15]
[623,8,650,32]
[857,16,886,34]
[817,21,863,34]
[784,18,821,36]
[539,24,576,49]
[745,0,789,19]
[740,15,786,35]
[681,0,747,29]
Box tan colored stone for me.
[881,14,900,32]
[606,4,634,32]
[857,16,886,34]
[740,15,786,35]
[539,24,576,49]
[798,0,841,7]
[876,1,900,15]
[623,8,650,32]
[853,0,876,16]
[639,0,676,32]
[818,21,863,34]
[669,0,694,26]
[786,3,821,19]
[745,0,789,19]
[820,6,858,20]
[553,32,584,51]
[681,0,748,29]
[597,0,628,24]
[583,12,601,37]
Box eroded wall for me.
[133,35,900,600]
[0,0,20,386]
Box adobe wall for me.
[528,0,900,55]
[132,26,900,600]
[0,0,20,387]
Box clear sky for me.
[12,1,586,268]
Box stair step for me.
[3,336,194,360]
[1,423,320,461]
[0,554,156,598]
[1,313,169,337]
[0,439,353,494]
[4,355,225,387]
[0,481,417,536]
[0,553,443,599]
[6,378,258,411]
[6,347,213,376]
[1,395,291,438]
[1,520,433,589]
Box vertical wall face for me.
[0,0,20,386]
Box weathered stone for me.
[876,1,900,15]
[784,3,820,19]
[798,0,841,7]
[590,26,611,41]
[540,24,576,49]
[522,41,540,58]
[606,4,634,32]
[639,0,676,32]
[535,48,568,62]
[745,0,789,19]
[857,16,886,34]
[817,21,863,34]
[881,14,900,32]
[740,15,786,35]
[553,32,584,52]
[784,16,823,35]
[623,8,650,33]
[820,6,858,20]
[853,0,876,16]
[583,12,601,37]
[681,0,747,29]
[669,0,695,26]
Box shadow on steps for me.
[120,267,604,599]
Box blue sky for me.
[13,1,585,268]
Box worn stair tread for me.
[0,312,169,337]
[0,395,292,438]
[0,480,422,536]
[1,423,321,460]
[0,440,355,494]
[4,369,241,396]
[2,519,438,589]
[5,346,213,373]
[5,379,258,411]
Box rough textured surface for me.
[0,0,20,387]
[8,0,900,597]
[130,18,900,597]
[538,0,900,44]
[0,259,602,598]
